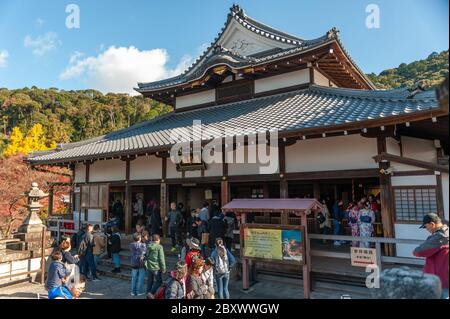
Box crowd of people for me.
[316,194,380,247]
[44,199,238,300]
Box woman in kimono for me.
[358,201,376,248]
[346,202,360,247]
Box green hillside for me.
[367,50,449,89]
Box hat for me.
[419,213,441,228]
[186,237,201,250]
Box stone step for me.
[98,255,179,271]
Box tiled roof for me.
[28,85,439,165]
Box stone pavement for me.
[0,275,374,299]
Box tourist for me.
[45,250,73,299]
[150,203,163,236]
[92,224,106,267]
[413,213,449,299]
[185,237,203,270]
[358,201,376,248]
[202,257,216,299]
[109,226,122,273]
[186,258,208,299]
[166,202,183,252]
[60,235,79,265]
[317,199,332,243]
[130,233,147,296]
[198,202,210,257]
[223,211,236,250]
[112,199,124,229]
[186,209,200,240]
[347,202,360,247]
[134,194,144,217]
[208,210,227,250]
[136,221,150,243]
[78,224,100,281]
[332,199,344,246]
[145,234,167,296]
[165,261,188,299]
[210,238,236,299]
[178,202,187,231]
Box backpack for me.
[316,212,326,225]
[153,278,172,299]
[215,253,228,275]
[77,238,88,257]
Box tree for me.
[3,124,56,157]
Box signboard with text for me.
[242,224,305,265]
[350,247,377,267]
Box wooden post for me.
[280,180,288,199]
[221,179,229,206]
[313,183,320,200]
[301,212,311,299]
[160,182,168,237]
[240,212,249,290]
[124,182,132,234]
[377,136,395,257]
[436,148,445,220]
[40,225,46,285]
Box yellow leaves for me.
[3,124,57,157]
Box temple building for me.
[28,5,448,258]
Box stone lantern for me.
[18,182,49,234]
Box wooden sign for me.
[351,247,377,267]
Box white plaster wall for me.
[204,162,223,177]
[386,137,401,156]
[401,136,437,163]
[395,224,429,258]
[391,175,437,187]
[176,90,215,109]
[89,159,126,182]
[285,134,378,173]
[228,145,279,176]
[442,173,449,221]
[166,158,182,179]
[74,163,86,183]
[314,69,331,86]
[130,155,162,180]
[254,69,309,94]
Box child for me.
[109,226,121,273]
[130,233,147,296]
[45,250,73,299]
[145,234,167,296]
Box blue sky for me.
[0,0,448,94]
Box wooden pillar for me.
[160,182,168,237]
[85,161,90,183]
[124,159,132,234]
[221,180,229,206]
[436,148,445,220]
[301,212,311,299]
[240,212,249,290]
[377,136,395,256]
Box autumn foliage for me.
[3,123,56,157]
[0,154,70,238]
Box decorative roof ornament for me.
[326,27,340,39]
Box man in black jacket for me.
[109,226,122,273]
[208,211,227,249]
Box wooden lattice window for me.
[394,187,438,222]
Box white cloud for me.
[24,32,60,56]
[59,46,196,95]
[0,50,8,68]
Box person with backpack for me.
[78,224,100,281]
[186,258,208,299]
[154,261,187,299]
[145,234,167,296]
[130,233,147,296]
[92,224,106,267]
[332,199,344,246]
[166,202,183,252]
[45,250,73,299]
[185,237,204,270]
[109,226,122,273]
[210,238,236,299]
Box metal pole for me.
[40,225,46,285]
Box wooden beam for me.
[436,148,445,220]
[373,152,449,173]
